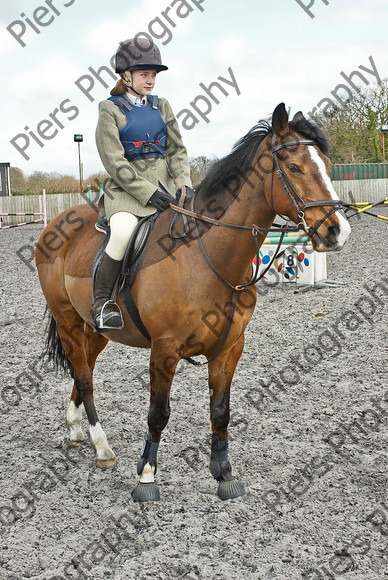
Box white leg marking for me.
[66,400,85,443]
[139,462,155,483]
[308,147,351,247]
[89,423,116,461]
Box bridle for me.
[270,133,345,238]
[169,133,349,363]
[170,134,347,279]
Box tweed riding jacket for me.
[96,95,192,220]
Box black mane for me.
[198,116,329,197]
[289,116,329,156]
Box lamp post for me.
[74,134,83,193]
[381,125,388,179]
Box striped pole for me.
[0,219,45,230]
[265,231,305,238]
[0,189,47,229]
[263,235,309,245]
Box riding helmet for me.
[115,38,168,73]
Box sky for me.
[0,0,387,180]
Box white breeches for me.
[105,212,139,261]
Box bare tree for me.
[316,80,388,164]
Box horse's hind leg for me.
[66,325,108,448]
[54,310,115,468]
[208,335,246,500]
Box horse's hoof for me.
[68,439,86,447]
[132,482,160,502]
[217,478,245,500]
[96,457,117,469]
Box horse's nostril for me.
[327,224,340,244]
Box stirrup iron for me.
[95,300,124,331]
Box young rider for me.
[93,38,192,331]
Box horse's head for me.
[265,103,351,252]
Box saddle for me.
[92,186,195,340]
[92,212,160,341]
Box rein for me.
[170,136,346,292]
[170,136,348,363]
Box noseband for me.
[271,133,344,238]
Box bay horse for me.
[36,103,351,501]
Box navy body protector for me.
[108,95,167,161]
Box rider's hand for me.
[175,185,194,204]
[148,189,175,211]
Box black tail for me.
[42,307,74,377]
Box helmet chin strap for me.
[122,72,144,97]
[129,85,144,97]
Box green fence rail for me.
[330,163,388,180]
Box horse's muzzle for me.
[312,215,352,252]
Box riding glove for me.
[148,189,175,211]
[175,185,194,203]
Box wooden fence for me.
[0,192,93,226]
[332,179,388,204]
[0,180,387,227]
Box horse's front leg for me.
[208,334,246,500]
[132,338,180,502]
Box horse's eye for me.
[287,164,302,174]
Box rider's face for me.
[128,69,157,95]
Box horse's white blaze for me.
[89,422,115,461]
[66,400,85,442]
[308,147,351,246]
[139,462,155,483]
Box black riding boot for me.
[92,251,123,331]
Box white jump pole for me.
[42,188,47,227]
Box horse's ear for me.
[292,111,305,123]
[272,103,289,136]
